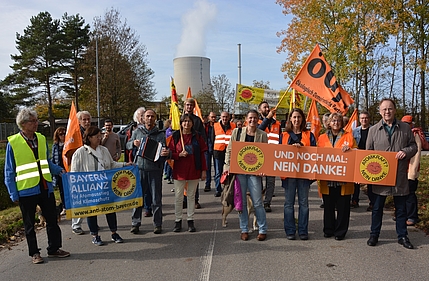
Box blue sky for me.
[0,0,291,101]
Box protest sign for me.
[62,165,142,219]
[229,142,397,186]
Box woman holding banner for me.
[224,109,268,241]
[71,126,130,246]
[317,113,357,240]
[281,108,317,240]
[168,114,207,233]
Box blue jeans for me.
[282,178,310,235]
[205,151,214,188]
[132,169,163,227]
[370,194,408,239]
[87,213,117,235]
[406,179,419,223]
[214,152,225,193]
[236,174,267,234]
[163,162,172,181]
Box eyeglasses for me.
[59,133,65,136]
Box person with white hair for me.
[4,108,70,264]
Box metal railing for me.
[0,123,19,141]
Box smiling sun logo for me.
[360,154,389,183]
[112,169,136,197]
[237,145,264,173]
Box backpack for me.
[412,127,429,151]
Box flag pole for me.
[275,84,292,110]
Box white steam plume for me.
[176,0,217,57]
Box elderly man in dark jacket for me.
[127,109,170,235]
[366,98,417,249]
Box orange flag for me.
[290,44,354,115]
[62,101,83,172]
[170,78,181,131]
[343,108,358,133]
[306,99,321,139]
[186,87,203,121]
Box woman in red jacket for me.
[168,114,207,233]
[318,113,357,240]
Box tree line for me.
[0,9,155,136]
[276,0,429,130]
[0,8,240,136]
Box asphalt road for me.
[1,175,429,281]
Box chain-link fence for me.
[0,123,19,142]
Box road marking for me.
[199,220,217,281]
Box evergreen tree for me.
[9,11,64,136]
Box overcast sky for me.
[0,0,292,100]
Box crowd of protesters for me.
[4,97,422,264]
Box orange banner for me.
[62,101,83,172]
[343,108,358,133]
[229,142,398,185]
[306,99,321,139]
[290,44,354,115]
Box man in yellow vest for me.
[213,111,236,197]
[4,108,70,264]
[258,101,281,212]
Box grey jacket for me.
[126,125,166,171]
[366,119,417,196]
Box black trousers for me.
[322,187,351,238]
[19,188,62,256]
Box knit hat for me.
[401,115,413,124]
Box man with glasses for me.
[366,98,417,249]
[213,112,236,197]
[71,110,92,235]
[4,108,70,264]
[352,111,373,210]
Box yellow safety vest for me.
[8,132,52,191]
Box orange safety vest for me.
[214,122,236,151]
[281,130,313,146]
[258,119,281,144]
[317,131,357,195]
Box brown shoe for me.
[48,249,70,258]
[240,232,249,241]
[32,253,44,264]
[257,233,267,241]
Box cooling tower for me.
[173,56,211,98]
